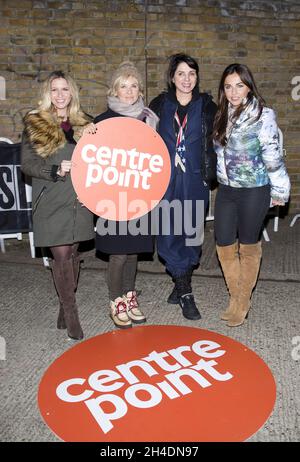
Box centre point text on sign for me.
[81,144,164,189]
[56,340,233,434]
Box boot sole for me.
[67,333,84,340]
[112,323,132,329]
[167,298,180,305]
[226,313,249,327]
[129,317,147,324]
[110,315,132,329]
[220,315,231,321]
[226,321,245,327]
[226,311,249,327]
[182,313,202,320]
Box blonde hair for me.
[108,61,144,97]
[38,70,87,122]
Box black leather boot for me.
[179,294,201,320]
[174,270,201,320]
[167,284,180,304]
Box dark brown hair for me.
[166,53,200,91]
[213,63,265,146]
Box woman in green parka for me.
[21,70,94,340]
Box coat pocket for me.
[32,186,47,215]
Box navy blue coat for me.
[150,89,217,192]
[149,89,217,276]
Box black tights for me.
[50,243,79,262]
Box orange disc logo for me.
[38,326,276,442]
[71,118,171,221]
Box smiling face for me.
[172,62,198,97]
[224,72,250,107]
[50,77,72,117]
[115,76,140,105]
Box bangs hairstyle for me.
[213,63,265,146]
[38,70,82,120]
[108,61,144,97]
[167,53,200,91]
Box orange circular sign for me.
[38,326,276,442]
[71,118,171,221]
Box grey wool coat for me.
[21,110,95,248]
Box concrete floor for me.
[0,217,299,442]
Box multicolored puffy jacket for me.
[214,97,290,203]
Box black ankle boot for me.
[179,294,201,320]
[167,286,180,304]
[174,270,192,298]
[174,269,201,320]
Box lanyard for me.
[175,112,188,147]
[174,112,188,172]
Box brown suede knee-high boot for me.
[52,258,83,340]
[216,242,240,321]
[51,261,66,330]
[227,241,262,327]
[52,254,81,330]
[72,254,81,290]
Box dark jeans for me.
[214,184,271,246]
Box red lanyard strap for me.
[174,112,188,147]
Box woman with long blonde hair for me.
[21,70,94,340]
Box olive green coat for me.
[21,112,94,248]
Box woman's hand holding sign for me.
[58,159,73,177]
[83,123,97,135]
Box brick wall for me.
[0,0,299,212]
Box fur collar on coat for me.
[23,110,91,158]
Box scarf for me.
[107,95,159,130]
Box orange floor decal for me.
[38,325,276,442]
